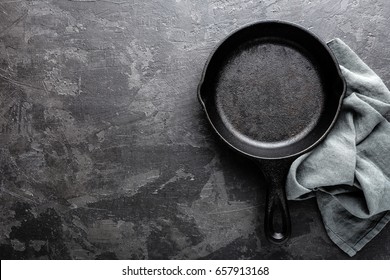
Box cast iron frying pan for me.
[198,21,345,243]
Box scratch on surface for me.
[207,205,261,215]
[0,72,45,92]
[152,168,194,194]
[42,80,49,94]
[68,0,128,4]
[1,187,37,205]
[68,0,97,2]
[121,169,160,195]
[0,10,28,36]
[78,75,82,95]
[101,0,128,4]
[78,207,109,211]
[1,1,27,3]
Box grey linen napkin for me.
[286,38,390,256]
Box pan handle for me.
[257,159,293,244]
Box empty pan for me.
[198,21,345,243]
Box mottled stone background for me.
[0,0,389,259]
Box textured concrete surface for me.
[0,0,389,259]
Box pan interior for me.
[214,38,325,151]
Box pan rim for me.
[197,20,346,160]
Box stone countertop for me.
[0,0,389,259]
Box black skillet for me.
[198,21,345,243]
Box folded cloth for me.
[286,38,390,257]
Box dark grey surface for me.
[0,0,389,259]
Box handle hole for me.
[271,232,284,240]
